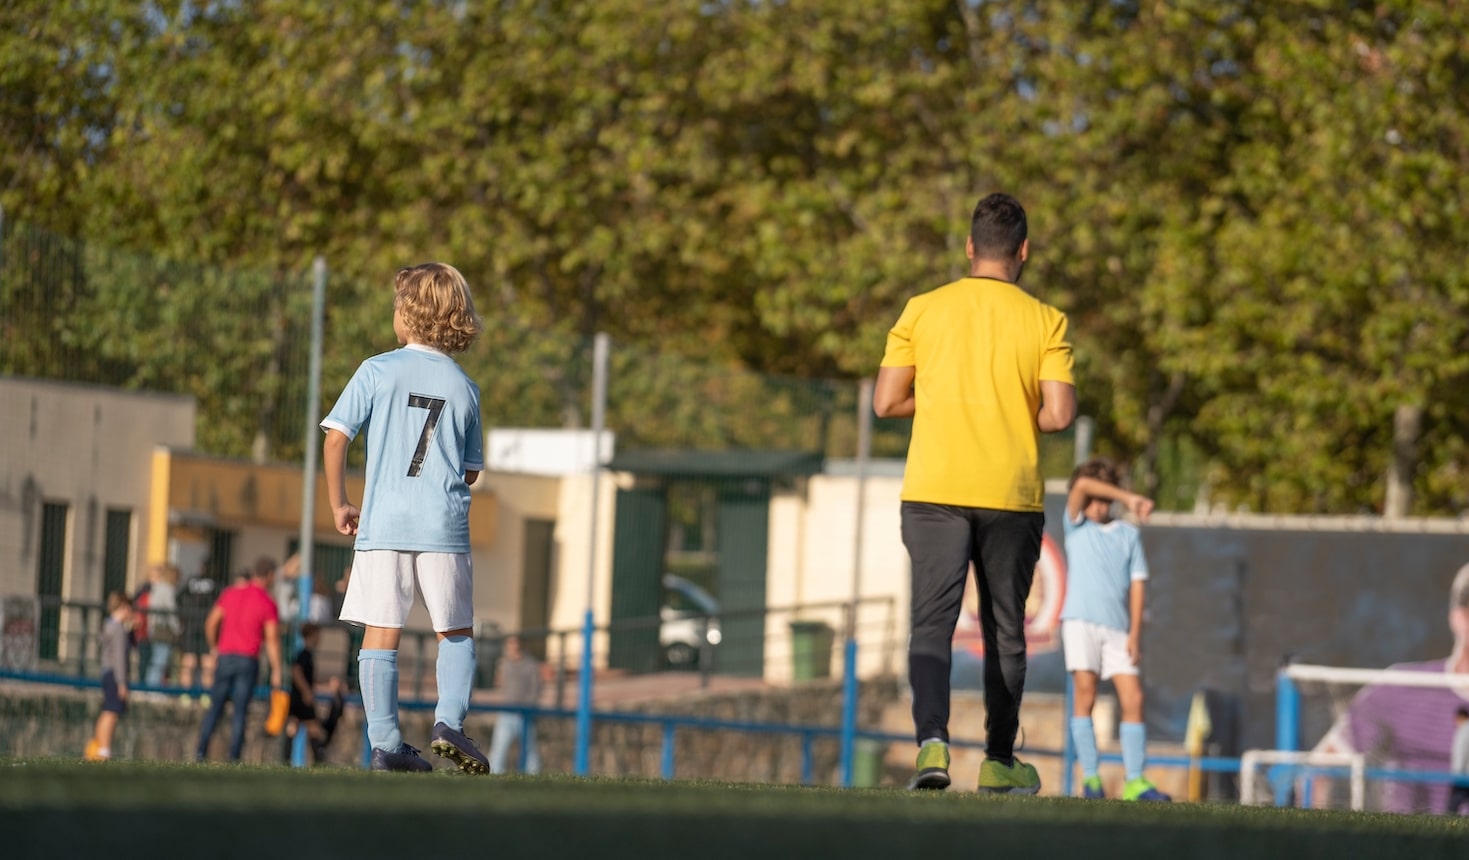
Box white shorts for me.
[1061,619,1137,680]
[338,550,473,632]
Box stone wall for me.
[0,677,906,785]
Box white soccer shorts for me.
[338,549,473,632]
[1061,618,1138,680]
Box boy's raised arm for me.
[1068,476,1155,523]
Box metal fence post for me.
[839,378,873,787]
[574,332,610,776]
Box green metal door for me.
[519,519,555,661]
[608,486,667,672]
[715,479,770,677]
[102,509,131,600]
[36,502,67,662]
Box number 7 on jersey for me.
[407,393,446,477]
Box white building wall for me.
[766,469,909,681]
[468,470,563,633]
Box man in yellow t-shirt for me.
[875,192,1076,794]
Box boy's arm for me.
[465,470,480,486]
[323,429,360,536]
[1066,476,1156,523]
[1128,579,1145,664]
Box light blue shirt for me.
[1060,512,1149,633]
[321,344,484,553]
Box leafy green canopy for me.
[2,1,1465,513]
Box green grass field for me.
[4,760,1467,860]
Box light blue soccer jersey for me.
[321,344,484,553]
[1059,512,1149,633]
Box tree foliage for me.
[2,0,1466,514]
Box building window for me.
[103,508,132,600]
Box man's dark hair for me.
[1457,706,1469,720]
[970,193,1028,259]
[1069,457,1122,490]
[252,556,277,580]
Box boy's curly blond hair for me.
[394,263,483,354]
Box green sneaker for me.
[977,757,1042,795]
[907,741,951,790]
[1122,777,1171,802]
[1082,775,1105,799]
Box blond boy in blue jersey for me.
[1061,457,1169,801]
[322,262,489,773]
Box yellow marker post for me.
[1185,690,1213,802]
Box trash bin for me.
[789,620,835,680]
[852,739,885,788]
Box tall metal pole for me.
[292,256,327,767]
[839,378,874,787]
[574,332,610,776]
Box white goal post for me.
[1282,663,1469,690]
[1239,749,1366,811]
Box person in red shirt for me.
[195,557,284,762]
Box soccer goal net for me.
[1270,663,1469,815]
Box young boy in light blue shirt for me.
[322,262,489,774]
[1061,457,1169,801]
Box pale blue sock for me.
[434,635,475,731]
[359,649,402,752]
[1121,721,1146,781]
[1070,716,1100,779]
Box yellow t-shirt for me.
[881,277,1074,511]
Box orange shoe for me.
[84,739,104,761]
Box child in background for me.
[321,262,489,774]
[282,623,346,764]
[1060,458,1169,802]
[85,592,134,761]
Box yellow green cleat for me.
[907,741,951,790]
[1122,777,1171,802]
[977,757,1041,795]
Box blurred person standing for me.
[142,564,181,687]
[489,635,544,775]
[177,573,220,701]
[875,192,1075,794]
[85,592,135,761]
[195,557,283,762]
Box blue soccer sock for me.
[359,649,402,752]
[1070,716,1100,779]
[1121,721,1146,782]
[433,635,475,731]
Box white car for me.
[659,574,722,668]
